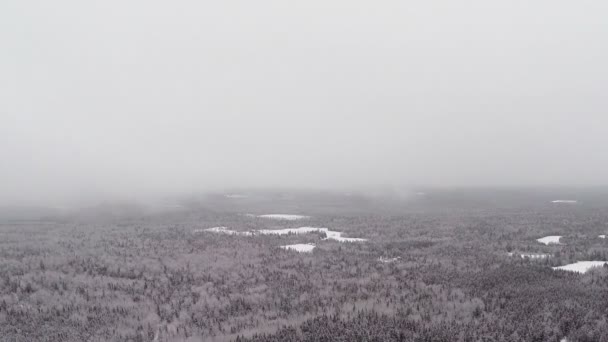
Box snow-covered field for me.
[257,227,322,235]
[537,236,562,245]
[257,214,310,220]
[551,200,578,204]
[378,257,401,263]
[225,194,248,199]
[257,227,367,242]
[508,252,549,259]
[196,227,253,236]
[552,261,608,274]
[280,244,316,253]
[201,226,366,243]
[323,230,367,242]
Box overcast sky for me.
[1,1,608,205]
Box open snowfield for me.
[280,244,316,253]
[552,261,608,274]
[257,227,323,235]
[257,214,310,220]
[225,194,248,199]
[202,226,367,243]
[258,227,367,242]
[508,252,549,259]
[322,230,367,242]
[378,257,401,263]
[551,200,578,204]
[521,253,549,259]
[537,236,562,245]
[196,227,253,236]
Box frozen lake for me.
[280,244,316,253]
[378,257,401,263]
[537,236,562,245]
[200,226,367,242]
[196,227,253,236]
[508,252,549,259]
[258,227,367,242]
[553,261,608,274]
[257,214,310,220]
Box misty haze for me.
[1,1,608,341]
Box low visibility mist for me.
[1,0,608,206]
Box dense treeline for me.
[1,195,608,341]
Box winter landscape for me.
[2,0,607,341]
[2,189,608,341]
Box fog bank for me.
[1,1,608,205]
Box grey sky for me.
[1,1,608,205]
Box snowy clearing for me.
[196,227,253,236]
[551,200,578,204]
[537,236,562,245]
[257,227,367,242]
[280,244,316,253]
[323,230,367,242]
[257,214,310,220]
[201,226,366,243]
[378,257,401,263]
[508,252,549,259]
[552,261,608,274]
[225,194,248,199]
[257,227,323,235]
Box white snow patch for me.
[551,200,577,204]
[552,261,608,274]
[196,227,253,236]
[225,194,248,199]
[599,235,606,239]
[323,230,367,242]
[508,252,549,259]
[201,226,366,243]
[280,244,316,253]
[257,214,310,221]
[537,236,562,245]
[378,257,401,263]
[257,227,323,235]
[257,227,367,242]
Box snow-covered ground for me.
[551,200,578,204]
[195,227,253,236]
[257,227,322,235]
[552,261,608,274]
[257,227,367,242]
[280,244,316,253]
[537,236,562,245]
[200,226,366,242]
[257,214,310,221]
[508,252,549,259]
[225,194,248,199]
[323,230,367,242]
[378,257,401,263]
[599,235,606,239]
